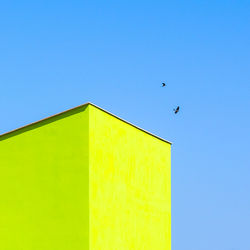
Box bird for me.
[173,106,180,114]
[162,82,166,87]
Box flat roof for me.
[0,102,172,145]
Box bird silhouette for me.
[162,82,166,87]
[173,106,180,114]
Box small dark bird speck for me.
[162,83,166,87]
[173,106,180,114]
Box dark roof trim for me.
[90,103,172,145]
[0,102,172,145]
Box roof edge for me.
[0,102,172,145]
[0,102,89,138]
[88,103,172,145]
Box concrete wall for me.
[0,106,89,250]
[89,105,171,250]
[0,103,171,250]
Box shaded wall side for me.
[0,107,89,250]
[89,106,171,250]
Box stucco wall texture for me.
[0,103,171,250]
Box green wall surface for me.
[0,106,89,250]
[0,103,171,250]
[89,105,171,250]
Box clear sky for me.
[1,1,249,249]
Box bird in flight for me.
[160,82,181,115]
[173,106,180,114]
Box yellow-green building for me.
[0,103,171,250]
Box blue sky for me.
[1,1,250,249]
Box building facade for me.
[0,103,171,250]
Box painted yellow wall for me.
[89,105,171,250]
[0,106,89,250]
[0,103,171,250]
